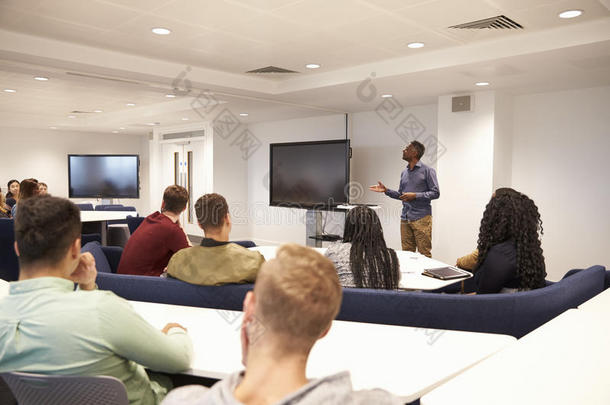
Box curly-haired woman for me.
[473,188,546,294]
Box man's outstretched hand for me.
[369,181,387,193]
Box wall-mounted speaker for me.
[452,95,471,112]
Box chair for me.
[0,219,19,281]
[126,215,146,235]
[0,372,129,405]
[76,203,95,211]
[94,205,137,247]
[231,240,257,248]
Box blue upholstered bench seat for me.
[96,265,606,339]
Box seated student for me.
[38,182,48,195]
[162,244,401,405]
[473,188,546,294]
[0,189,10,218]
[118,185,191,276]
[324,206,400,289]
[10,178,39,218]
[167,193,264,286]
[0,196,194,405]
[5,179,19,208]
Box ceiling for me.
[0,0,609,134]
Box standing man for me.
[369,141,439,257]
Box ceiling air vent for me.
[70,110,94,114]
[246,66,299,74]
[449,15,523,29]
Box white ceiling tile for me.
[394,0,503,30]
[35,0,142,30]
[227,0,303,12]
[272,0,384,29]
[98,0,174,12]
[112,15,210,43]
[331,14,422,46]
[509,0,610,29]
[223,14,313,43]
[152,0,263,30]
[359,0,437,11]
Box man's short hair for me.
[411,140,425,159]
[15,196,81,268]
[163,185,189,214]
[18,178,39,200]
[195,193,228,230]
[254,244,342,352]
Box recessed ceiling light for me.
[112,130,119,133]
[559,9,583,19]
[182,117,189,121]
[305,63,321,69]
[119,127,125,130]
[152,27,171,35]
[165,94,176,98]
[3,89,16,93]
[68,115,76,118]
[239,113,249,117]
[126,103,136,106]
[407,42,425,49]
[94,109,103,113]
[34,76,49,81]
[147,122,156,126]
[381,94,393,98]
[475,82,490,86]
[49,126,57,129]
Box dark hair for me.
[411,141,425,159]
[18,178,39,200]
[476,188,546,290]
[343,206,399,289]
[15,195,82,268]
[6,179,18,198]
[162,185,189,214]
[195,193,229,230]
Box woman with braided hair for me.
[325,206,400,289]
[474,188,546,294]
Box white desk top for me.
[250,246,471,291]
[0,279,9,299]
[130,300,515,402]
[421,309,610,405]
[578,288,610,313]
[80,211,138,222]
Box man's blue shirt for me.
[385,161,440,221]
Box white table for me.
[250,246,471,291]
[578,288,610,313]
[0,279,9,299]
[130,300,515,402]
[421,309,610,405]
[80,211,137,245]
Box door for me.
[161,140,207,236]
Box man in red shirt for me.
[117,185,191,276]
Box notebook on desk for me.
[422,266,470,280]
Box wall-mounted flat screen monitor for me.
[269,139,350,209]
[68,154,140,198]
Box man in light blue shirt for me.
[0,196,194,405]
[370,141,440,257]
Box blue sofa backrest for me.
[96,265,605,338]
[338,265,605,338]
[96,272,251,311]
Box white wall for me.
[493,92,513,190]
[0,127,149,213]
[512,85,610,280]
[246,105,438,248]
[436,92,496,265]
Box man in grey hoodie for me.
[162,243,401,405]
